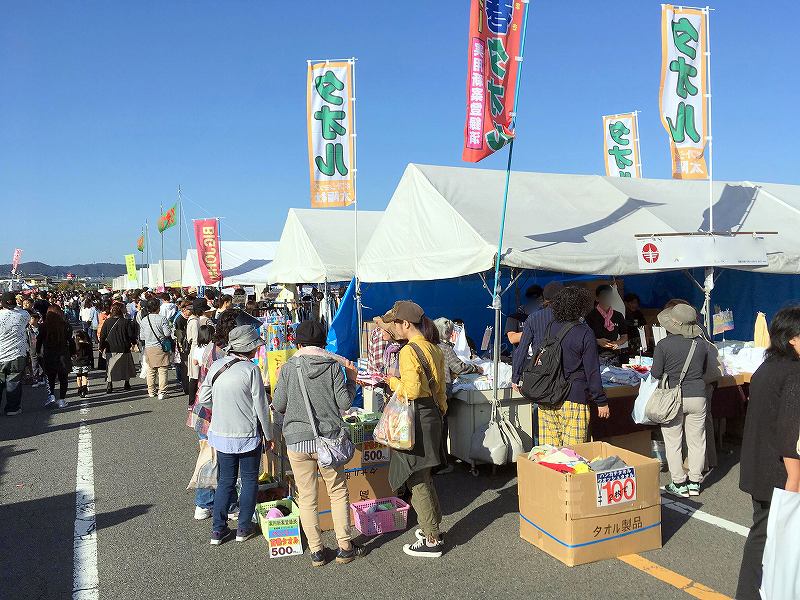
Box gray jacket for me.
[271,354,351,446]
[139,313,173,349]
[197,355,272,440]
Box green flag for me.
[158,203,178,233]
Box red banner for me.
[462,0,526,162]
[193,219,222,285]
[11,248,22,273]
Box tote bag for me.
[632,375,659,425]
[761,487,800,599]
[644,341,697,425]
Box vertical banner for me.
[193,219,222,285]
[11,248,22,273]
[659,5,708,179]
[124,254,137,281]
[602,113,641,177]
[307,60,355,207]
[462,0,526,162]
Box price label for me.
[361,440,389,465]
[596,467,637,507]
[268,526,302,558]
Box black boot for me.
[124,380,131,391]
[106,382,113,394]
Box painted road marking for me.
[661,492,750,538]
[73,401,98,600]
[619,554,732,600]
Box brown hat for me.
[381,300,424,324]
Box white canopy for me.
[268,208,384,283]
[359,163,800,282]
[182,241,279,287]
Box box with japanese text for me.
[256,499,303,559]
[517,442,661,566]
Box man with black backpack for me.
[514,286,610,446]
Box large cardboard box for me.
[518,442,662,567]
[596,430,653,458]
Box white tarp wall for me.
[359,163,800,282]
[182,241,279,288]
[146,260,183,287]
[269,208,384,283]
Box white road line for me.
[661,493,750,538]
[73,402,99,600]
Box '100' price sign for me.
[596,467,637,507]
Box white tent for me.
[143,260,183,287]
[359,163,800,282]
[182,241,279,288]
[269,208,384,283]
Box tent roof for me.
[182,241,278,287]
[269,208,384,283]
[359,163,800,282]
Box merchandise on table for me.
[601,365,646,387]
[451,360,512,392]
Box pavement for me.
[0,354,753,600]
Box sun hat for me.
[224,325,265,354]
[295,320,327,347]
[657,304,703,339]
[381,300,424,324]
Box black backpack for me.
[520,321,578,404]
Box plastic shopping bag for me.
[373,393,415,451]
[761,487,800,599]
[139,353,150,380]
[187,440,218,490]
[632,375,658,425]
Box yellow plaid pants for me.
[537,401,590,447]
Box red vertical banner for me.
[193,219,222,285]
[11,248,22,273]
[462,0,526,163]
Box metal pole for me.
[350,56,363,359]
[633,110,643,177]
[705,6,714,233]
[217,218,223,292]
[703,266,714,338]
[145,219,151,288]
[159,201,165,288]
[178,186,183,289]
[491,0,531,404]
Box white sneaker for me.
[44,394,57,407]
[158,393,165,400]
[194,507,212,520]
[148,392,155,398]
[57,398,68,409]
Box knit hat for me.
[295,320,327,348]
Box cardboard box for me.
[596,430,653,458]
[517,442,662,566]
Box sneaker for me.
[228,507,240,520]
[158,393,165,400]
[403,538,443,558]
[235,526,257,542]
[44,394,57,407]
[687,481,701,497]
[415,529,445,546]
[148,392,155,398]
[5,409,22,416]
[57,398,68,409]
[665,482,690,498]
[210,528,231,546]
[106,383,113,393]
[336,544,366,564]
[310,549,327,567]
[194,507,212,520]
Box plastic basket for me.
[344,413,381,445]
[350,497,410,536]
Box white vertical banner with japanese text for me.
[307,60,355,208]
[603,113,641,177]
[659,5,708,180]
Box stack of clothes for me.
[528,444,629,474]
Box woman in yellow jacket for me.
[382,301,448,559]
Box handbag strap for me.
[146,314,166,345]
[408,342,436,392]
[677,340,698,386]
[295,360,320,440]
[211,357,244,387]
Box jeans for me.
[46,367,69,399]
[213,445,261,533]
[736,498,771,600]
[0,355,26,413]
[175,361,188,394]
[195,486,215,510]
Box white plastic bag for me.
[373,393,415,450]
[761,487,800,599]
[632,375,658,425]
[139,353,149,380]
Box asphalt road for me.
[0,356,752,600]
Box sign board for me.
[361,440,390,465]
[596,467,637,508]
[713,310,734,335]
[636,235,769,270]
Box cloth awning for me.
[182,241,279,287]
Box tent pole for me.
[178,186,183,289]
[350,56,363,359]
[703,266,714,338]
[145,219,151,288]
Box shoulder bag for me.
[147,314,174,354]
[644,340,697,424]
[295,359,354,469]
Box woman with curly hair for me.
[537,286,610,446]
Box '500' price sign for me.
[596,467,637,507]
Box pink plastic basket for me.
[350,497,410,536]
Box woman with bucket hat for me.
[197,324,274,545]
[652,303,714,498]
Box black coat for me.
[36,322,75,373]
[99,317,136,354]
[740,355,800,501]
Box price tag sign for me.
[596,467,637,507]
[267,517,303,558]
[361,440,390,465]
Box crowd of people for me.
[1,281,799,594]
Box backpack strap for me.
[555,321,579,343]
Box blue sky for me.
[2,1,798,264]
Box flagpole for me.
[703,6,714,335]
[350,56,362,359]
[160,201,165,288]
[491,0,530,406]
[634,110,643,177]
[178,186,184,289]
[145,219,151,288]
[140,225,145,287]
[217,218,223,292]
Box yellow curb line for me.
[618,554,732,600]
